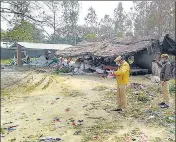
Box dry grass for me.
[42,77,53,90]
[1,89,11,97]
[81,120,118,142]
[92,85,109,91]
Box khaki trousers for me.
[161,81,170,104]
[117,84,127,109]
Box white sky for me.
[1,1,133,34]
[79,1,133,25]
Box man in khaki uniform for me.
[159,54,171,108]
[112,56,130,112]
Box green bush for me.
[55,67,70,74]
[169,83,176,93]
[84,33,96,39]
[1,59,11,65]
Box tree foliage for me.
[99,15,114,40]
[133,1,174,38]
[1,21,45,42]
[61,1,80,45]
[42,1,62,43]
[84,7,98,28]
[114,2,126,37]
[1,1,174,44]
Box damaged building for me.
[56,36,162,75]
[3,42,72,66]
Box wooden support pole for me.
[83,56,85,70]
[17,44,22,67]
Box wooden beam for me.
[17,44,22,67]
[83,56,85,70]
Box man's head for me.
[161,54,169,62]
[114,56,124,66]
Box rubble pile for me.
[30,55,49,66]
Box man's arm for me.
[156,61,162,68]
[163,63,171,81]
[114,65,128,76]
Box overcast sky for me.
[79,1,133,25]
[1,1,133,34]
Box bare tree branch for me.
[36,25,51,38]
[1,8,45,23]
[1,15,11,23]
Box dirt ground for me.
[1,67,175,142]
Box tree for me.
[84,7,98,28]
[10,1,30,24]
[42,1,62,44]
[152,0,174,37]
[84,7,98,41]
[61,1,80,45]
[1,21,46,42]
[99,15,114,40]
[114,2,126,37]
[124,7,134,36]
[133,0,174,38]
[1,1,45,24]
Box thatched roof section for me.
[56,36,159,57]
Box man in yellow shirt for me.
[112,56,130,112]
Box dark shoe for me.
[158,102,165,106]
[160,104,169,108]
[111,108,123,111]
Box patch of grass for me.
[1,89,11,96]
[53,75,84,97]
[34,77,46,87]
[62,89,83,97]
[17,77,46,93]
[146,85,159,93]
[164,116,175,123]
[67,90,83,97]
[81,120,117,142]
[92,85,109,91]
[0,128,6,135]
[54,67,70,74]
[152,137,164,142]
[104,91,114,98]
[10,138,16,142]
[23,140,39,142]
[169,80,176,93]
[30,57,37,61]
[42,77,53,90]
[1,59,11,64]
[137,92,149,102]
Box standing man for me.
[113,56,130,112]
[159,54,171,108]
[26,55,30,64]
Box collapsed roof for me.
[161,34,176,55]
[56,36,160,58]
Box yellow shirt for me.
[114,61,130,85]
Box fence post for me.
[17,44,22,67]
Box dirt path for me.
[1,70,175,142]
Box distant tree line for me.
[1,1,175,45]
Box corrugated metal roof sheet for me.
[9,42,72,50]
[1,42,13,48]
